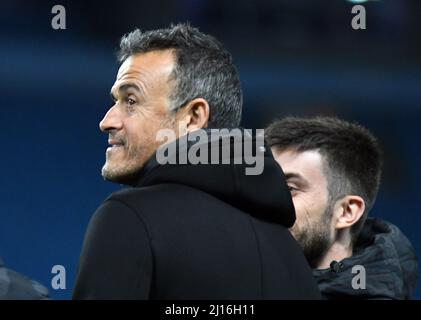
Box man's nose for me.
[99,105,123,133]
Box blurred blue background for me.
[0,0,420,299]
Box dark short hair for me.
[118,23,242,128]
[265,116,383,242]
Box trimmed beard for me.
[291,202,333,268]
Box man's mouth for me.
[107,139,125,152]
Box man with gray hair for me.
[73,24,320,299]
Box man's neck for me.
[315,240,353,270]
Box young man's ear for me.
[178,98,210,133]
[333,195,366,230]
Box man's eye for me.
[287,185,298,192]
[127,98,136,106]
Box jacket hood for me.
[133,129,295,227]
[313,218,419,299]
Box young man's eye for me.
[287,185,298,192]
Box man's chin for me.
[101,164,140,185]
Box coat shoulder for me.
[0,266,49,300]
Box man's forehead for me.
[273,148,325,179]
[116,51,175,81]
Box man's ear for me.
[179,98,210,133]
[333,195,366,230]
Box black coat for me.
[73,131,320,299]
[0,257,49,300]
[313,218,419,299]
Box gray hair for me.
[118,23,242,128]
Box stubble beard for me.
[101,115,179,185]
[290,205,333,268]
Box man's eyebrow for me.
[284,172,309,186]
[110,83,142,99]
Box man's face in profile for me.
[99,50,177,184]
[272,148,334,267]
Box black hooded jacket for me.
[73,130,320,299]
[313,218,419,299]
